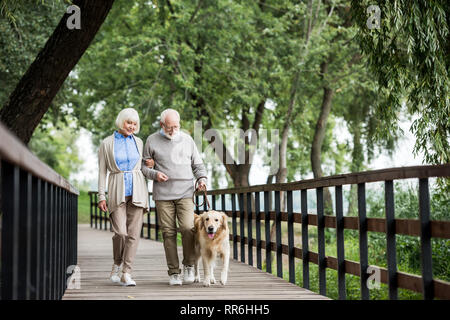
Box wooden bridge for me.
[62,224,327,300]
[1,121,449,300]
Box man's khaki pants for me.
[110,196,144,274]
[155,198,195,275]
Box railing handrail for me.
[206,164,450,195]
[0,121,79,195]
[89,163,449,197]
[89,164,450,300]
[1,120,79,300]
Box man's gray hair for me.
[160,108,180,124]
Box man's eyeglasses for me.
[162,123,180,130]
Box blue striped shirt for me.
[113,131,140,197]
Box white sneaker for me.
[183,265,195,284]
[120,272,136,286]
[169,274,182,286]
[110,264,121,283]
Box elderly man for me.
[141,108,207,286]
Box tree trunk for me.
[311,62,334,214]
[311,87,334,178]
[231,164,251,188]
[0,0,115,144]
[348,123,363,216]
[267,74,298,261]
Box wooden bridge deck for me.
[62,224,330,300]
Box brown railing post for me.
[94,193,98,229]
[335,185,346,299]
[255,192,262,270]
[89,192,93,228]
[264,191,271,273]
[287,190,295,284]
[155,202,159,241]
[419,178,433,300]
[301,189,309,289]
[275,190,282,278]
[385,180,398,299]
[247,192,253,266]
[231,193,238,260]
[358,183,369,300]
[239,193,245,263]
[41,180,48,299]
[147,209,151,239]
[317,187,326,296]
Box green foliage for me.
[70,0,281,144]
[0,0,19,23]
[28,117,82,180]
[0,0,74,126]
[77,190,90,224]
[351,0,450,165]
[67,0,399,185]
[1,1,61,105]
[3,0,436,188]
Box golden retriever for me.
[193,210,230,286]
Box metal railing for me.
[0,122,79,300]
[89,164,450,300]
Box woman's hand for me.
[145,158,155,168]
[156,172,169,182]
[98,200,108,212]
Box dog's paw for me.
[210,277,216,284]
[203,279,210,287]
[194,276,200,283]
[220,273,228,285]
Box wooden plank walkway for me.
[62,224,330,300]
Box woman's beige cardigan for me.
[98,133,149,214]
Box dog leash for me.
[192,176,211,211]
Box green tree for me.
[0,0,115,144]
[28,117,82,180]
[70,0,284,188]
[0,0,71,124]
[351,0,449,165]
[0,0,86,179]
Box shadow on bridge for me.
[62,224,327,300]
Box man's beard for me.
[164,129,179,139]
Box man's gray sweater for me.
[141,130,207,201]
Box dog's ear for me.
[194,214,203,231]
[221,212,229,231]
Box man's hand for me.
[144,158,155,168]
[156,172,169,182]
[98,200,108,212]
[197,179,206,191]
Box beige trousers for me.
[110,196,144,274]
[155,198,195,275]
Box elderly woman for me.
[97,108,151,286]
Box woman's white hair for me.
[160,108,180,124]
[115,108,140,134]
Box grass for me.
[77,190,91,224]
[259,236,423,300]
